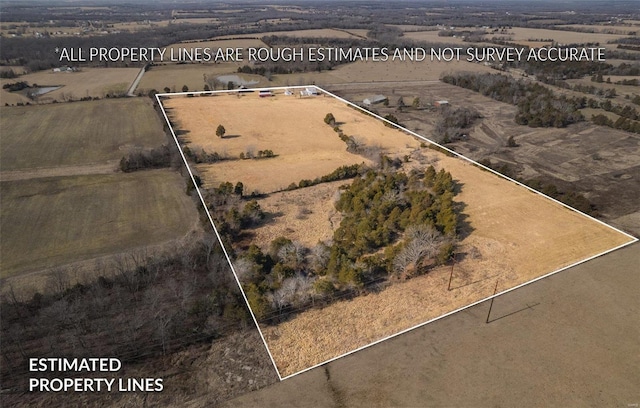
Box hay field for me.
[503,27,627,49]
[0,68,140,103]
[264,142,634,378]
[163,93,380,193]
[0,98,164,171]
[0,170,198,278]
[163,90,634,376]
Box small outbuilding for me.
[363,95,388,106]
[300,87,319,97]
[434,100,449,107]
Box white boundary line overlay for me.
[156,85,638,382]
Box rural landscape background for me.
[1,0,638,406]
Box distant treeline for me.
[442,72,584,128]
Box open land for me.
[163,93,381,193]
[0,170,198,279]
[1,3,639,406]
[0,98,164,172]
[332,82,640,237]
[492,27,629,50]
[0,97,200,284]
[0,68,140,104]
[224,242,640,407]
[137,63,251,94]
[163,90,634,376]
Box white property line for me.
[157,85,638,382]
[155,93,284,380]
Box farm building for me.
[300,87,319,97]
[259,90,273,97]
[434,100,449,107]
[363,95,388,106]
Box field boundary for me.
[156,85,638,381]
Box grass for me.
[164,93,381,193]
[0,98,165,171]
[162,90,635,377]
[0,169,198,278]
[0,68,140,103]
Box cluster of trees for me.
[326,112,362,154]
[514,58,607,81]
[119,145,173,172]
[286,163,362,191]
[524,178,596,216]
[328,166,457,283]
[588,99,640,134]
[183,146,227,164]
[234,164,459,321]
[434,106,480,143]
[202,181,264,242]
[325,112,383,161]
[442,73,584,128]
[2,81,30,92]
[0,69,19,78]
[591,113,640,134]
[183,146,277,164]
[615,78,638,86]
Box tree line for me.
[231,162,459,321]
[0,237,250,394]
[442,72,584,128]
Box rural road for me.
[127,65,147,96]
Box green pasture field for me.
[0,98,165,171]
[0,170,197,278]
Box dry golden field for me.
[249,180,345,250]
[163,90,635,377]
[163,92,383,193]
